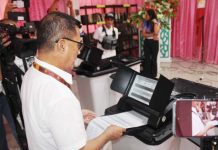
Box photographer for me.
[0,19,35,149]
[0,32,18,150]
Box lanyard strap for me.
[33,62,71,90]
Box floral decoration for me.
[131,0,179,29]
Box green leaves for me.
[130,0,179,29]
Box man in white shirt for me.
[192,101,214,136]
[21,12,125,150]
[93,13,119,59]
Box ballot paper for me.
[86,110,148,140]
[86,111,148,150]
[207,120,218,126]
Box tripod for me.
[1,56,28,150]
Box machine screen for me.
[128,75,157,105]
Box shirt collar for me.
[104,26,113,30]
[35,57,73,85]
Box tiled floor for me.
[159,58,218,88]
[5,58,218,149]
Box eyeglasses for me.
[55,37,84,50]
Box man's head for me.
[192,101,201,111]
[37,12,82,72]
[104,13,114,28]
[146,9,157,21]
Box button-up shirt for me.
[21,58,87,150]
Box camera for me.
[0,22,37,63]
[0,22,37,39]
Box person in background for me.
[93,13,119,59]
[66,0,75,17]
[192,101,214,136]
[0,32,18,150]
[141,9,160,78]
[21,12,125,150]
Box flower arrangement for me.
[131,0,179,29]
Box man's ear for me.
[55,39,66,53]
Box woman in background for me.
[141,9,160,78]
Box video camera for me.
[0,22,37,63]
[0,22,36,38]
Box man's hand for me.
[47,0,60,13]
[5,2,17,12]
[205,122,215,130]
[82,109,96,124]
[104,125,126,140]
[0,33,11,48]
[4,0,17,19]
[66,0,73,8]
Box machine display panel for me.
[128,75,157,105]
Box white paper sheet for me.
[207,120,218,126]
[86,110,148,139]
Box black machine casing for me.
[76,55,141,77]
[105,67,175,145]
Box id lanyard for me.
[33,62,71,90]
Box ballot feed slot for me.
[106,66,175,144]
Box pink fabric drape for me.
[204,0,218,64]
[171,0,197,60]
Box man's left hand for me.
[82,109,96,124]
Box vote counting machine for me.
[85,66,180,150]
[76,44,141,77]
[75,45,141,116]
[99,66,218,150]
[78,45,218,149]
[105,66,175,145]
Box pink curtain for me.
[79,0,143,6]
[171,0,197,60]
[204,0,218,64]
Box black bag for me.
[100,26,117,50]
